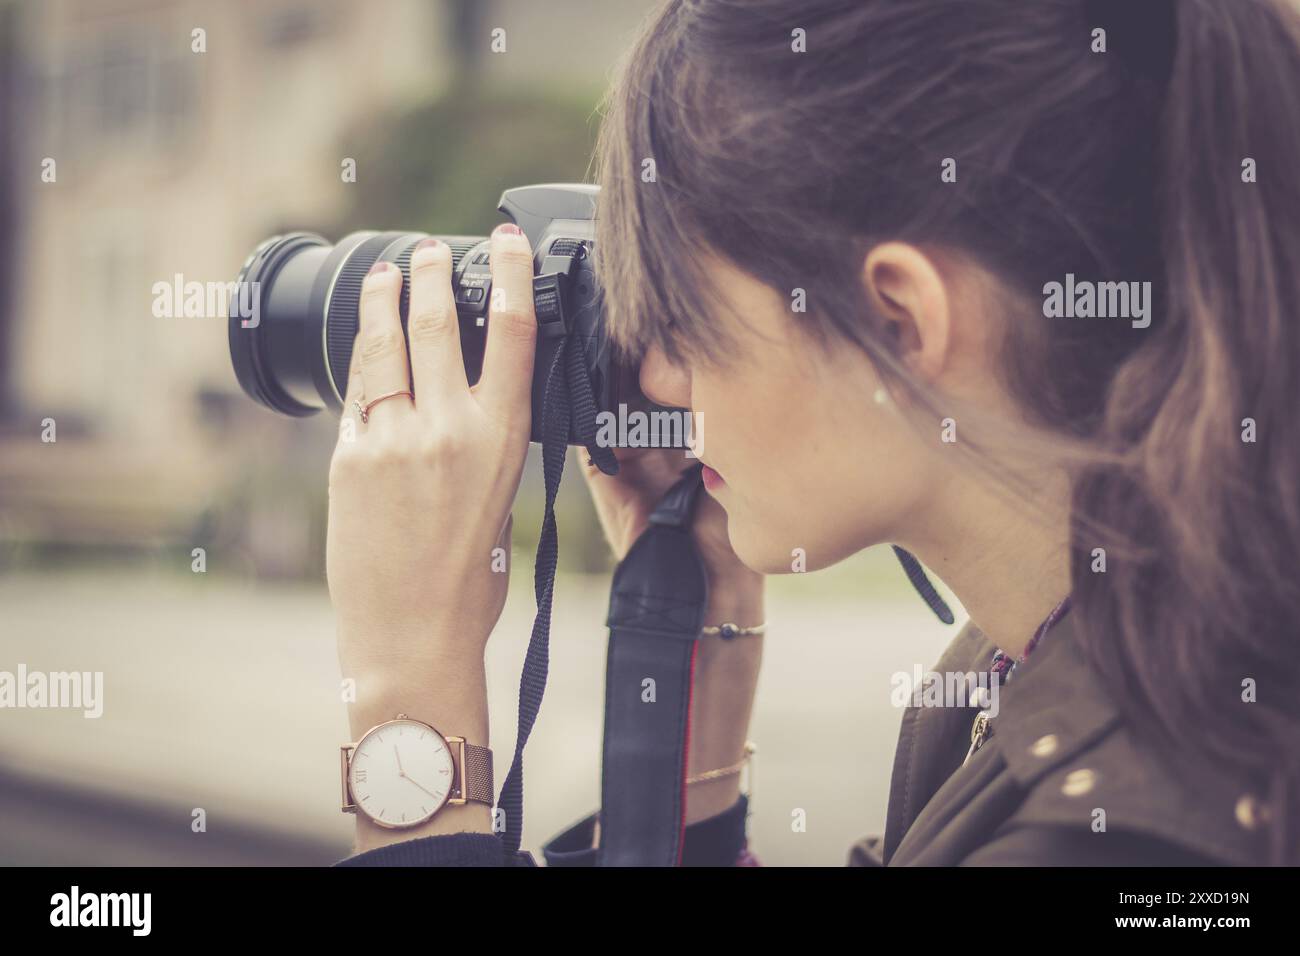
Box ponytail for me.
[1073,0,1300,863]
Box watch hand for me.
[394,744,405,776]
[402,774,440,800]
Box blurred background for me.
[0,0,964,866]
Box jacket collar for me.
[887,609,1271,866]
[993,610,1124,786]
[990,609,1270,865]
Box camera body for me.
[228,183,674,446]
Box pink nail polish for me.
[414,237,442,251]
[368,261,392,275]
[493,223,523,237]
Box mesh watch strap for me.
[459,742,494,805]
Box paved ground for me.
[0,554,963,866]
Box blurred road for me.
[0,550,964,866]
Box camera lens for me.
[228,230,488,416]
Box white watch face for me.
[349,719,455,828]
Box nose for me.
[638,344,692,409]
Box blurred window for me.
[56,25,195,156]
[263,5,327,49]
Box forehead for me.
[667,250,823,378]
[703,253,800,339]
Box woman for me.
[330,0,1300,866]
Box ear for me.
[862,242,951,383]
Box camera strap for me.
[496,336,617,860]
[598,464,709,865]
[892,546,956,625]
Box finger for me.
[342,346,365,409]
[579,445,678,484]
[579,445,642,482]
[337,344,365,443]
[406,237,468,411]
[476,223,537,423]
[356,261,412,429]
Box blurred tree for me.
[334,82,602,237]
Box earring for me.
[873,387,890,406]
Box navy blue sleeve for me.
[681,793,750,866]
[543,793,749,867]
[335,794,750,867]
[334,832,527,867]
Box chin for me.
[725,498,882,575]
[725,514,839,575]
[730,541,794,575]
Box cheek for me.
[694,357,894,572]
[696,346,933,573]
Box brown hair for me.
[595,0,1300,861]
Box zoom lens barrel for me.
[229,230,489,417]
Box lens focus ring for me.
[323,233,487,403]
[323,231,413,403]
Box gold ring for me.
[355,389,413,424]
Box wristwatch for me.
[340,714,494,829]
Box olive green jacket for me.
[852,614,1268,866]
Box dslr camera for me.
[227,183,684,448]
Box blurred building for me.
[0,0,669,867]
[0,0,652,569]
[10,0,448,437]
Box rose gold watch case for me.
[340,714,469,829]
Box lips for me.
[701,464,724,491]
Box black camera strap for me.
[597,464,709,865]
[893,546,956,625]
[496,336,616,859]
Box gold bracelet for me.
[686,741,757,785]
[700,622,767,639]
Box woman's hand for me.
[580,446,753,584]
[326,226,537,848]
[328,225,535,674]
[580,447,766,823]
[330,226,538,853]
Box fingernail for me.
[414,237,442,251]
[368,261,392,275]
[493,223,523,237]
